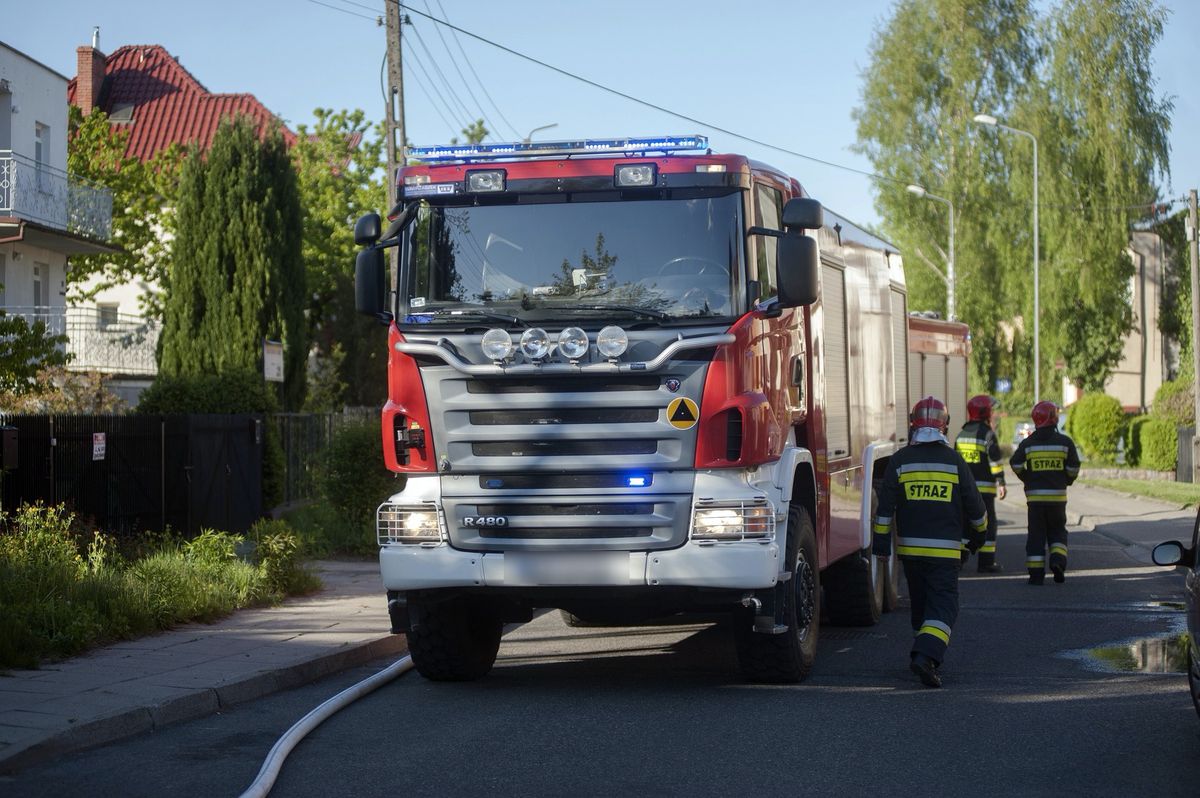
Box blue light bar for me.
[409,135,709,163]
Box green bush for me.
[1066,393,1124,464]
[0,503,321,669]
[136,369,285,509]
[1132,416,1177,472]
[1153,378,1194,427]
[317,420,399,529]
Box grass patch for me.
[0,504,321,670]
[282,501,377,558]
[1078,478,1200,507]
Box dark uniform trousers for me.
[1026,502,1069,578]
[975,493,999,569]
[903,559,959,663]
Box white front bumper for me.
[379,540,779,591]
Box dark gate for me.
[0,414,263,536]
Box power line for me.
[403,53,460,135]
[404,46,468,132]
[433,0,522,140]
[305,0,377,22]
[406,20,476,128]
[420,0,500,141]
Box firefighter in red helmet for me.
[873,396,988,688]
[1009,401,1081,584]
[955,395,1007,573]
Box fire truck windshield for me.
[402,192,741,323]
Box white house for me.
[1,39,115,383]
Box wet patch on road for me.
[1061,629,1191,674]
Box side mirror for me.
[1152,540,1195,568]
[782,197,823,230]
[777,233,818,307]
[381,202,418,241]
[355,248,387,317]
[354,213,382,246]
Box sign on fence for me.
[92,432,106,461]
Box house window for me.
[98,303,119,329]
[33,262,45,308]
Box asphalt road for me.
[4,493,1200,798]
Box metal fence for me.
[2,306,160,376]
[0,150,112,240]
[0,410,377,535]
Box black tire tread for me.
[407,600,503,681]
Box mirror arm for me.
[746,225,783,239]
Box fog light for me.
[616,164,657,187]
[481,328,514,361]
[520,328,551,360]
[596,325,628,359]
[557,327,589,360]
[467,169,506,192]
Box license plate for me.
[505,552,629,586]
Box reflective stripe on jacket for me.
[955,420,1006,494]
[1010,428,1080,503]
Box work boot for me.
[910,654,942,688]
[1051,563,1065,583]
[978,563,1003,574]
[1028,571,1044,585]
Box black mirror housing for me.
[1152,540,1195,568]
[354,213,382,246]
[355,248,387,317]
[776,234,819,307]
[782,197,823,230]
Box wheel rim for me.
[794,549,816,641]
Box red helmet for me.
[966,395,997,422]
[1031,401,1058,429]
[910,395,949,432]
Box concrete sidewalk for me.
[999,465,1193,531]
[0,559,404,774]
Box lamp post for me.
[973,112,1039,403]
[906,184,956,321]
[523,123,558,143]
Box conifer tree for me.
[159,116,306,408]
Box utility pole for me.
[384,1,408,211]
[1188,189,1199,481]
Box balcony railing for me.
[0,151,113,241]
[1,305,159,376]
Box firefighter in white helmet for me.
[873,396,988,688]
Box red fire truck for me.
[353,135,966,683]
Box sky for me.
[5,0,1197,229]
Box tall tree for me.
[854,0,1038,403]
[159,117,307,408]
[0,315,68,397]
[1032,0,1172,392]
[66,106,183,318]
[292,109,386,409]
[854,0,1172,406]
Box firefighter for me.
[1010,401,1081,585]
[873,396,988,688]
[955,395,1008,573]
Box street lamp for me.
[973,112,1039,402]
[523,123,558,143]
[906,184,956,321]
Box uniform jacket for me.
[1010,427,1081,503]
[872,439,988,561]
[955,420,1007,495]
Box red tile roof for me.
[67,45,294,162]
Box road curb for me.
[0,634,407,775]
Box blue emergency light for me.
[409,135,709,163]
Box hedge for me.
[1067,393,1124,464]
[1125,415,1177,472]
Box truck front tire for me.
[407,598,503,681]
[734,503,820,683]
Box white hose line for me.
[239,655,414,798]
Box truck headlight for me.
[691,500,775,542]
[378,503,445,545]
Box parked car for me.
[1151,508,1200,719]
[1012,421,1035,446]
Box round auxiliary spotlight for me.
[597,325,628,359]
[520,328,551,360]
[557,327,589,360]
[481,328,514,361]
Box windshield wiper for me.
[406,307,527,327]
[558,304,671,321]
